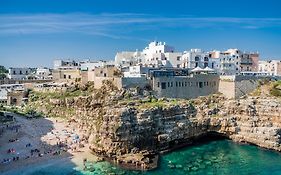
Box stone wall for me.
[121,77,149,89]
[218,75,259,99]
[152,74,219,99]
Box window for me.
[104,73,107,77]
[171,82,173,87]
[195,56,200,61]
[68,75,71,79]
[168,82,170,87]
[204,57,208,62]
[13,71,16,74]
[177,64,180,68]
[199,82,203,88]
[176,82,178,87]
[185,82,187,86]
[19,71,22,75]
[157,82,160,88]
[204,63,208,68]
[177,56,181,61]
[207,82,209,86]
[64,75,67,79]
[161,82,166,89]
[182,82,184,87]
[179,82,181,87]
[195,63,198,67]
[26,71,28,74]
[204,82,206,86]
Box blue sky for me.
[0,0,281,68]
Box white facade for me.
[81,60,115,71]
[0,89,8,104]
[207,49,242,75]
[259,60,281,76]
[123,65,153,77]
[181,49,210,69]
[7,68,32,80]
[115,41,182,68]
[115,51,142,67]
[36,68,52,80]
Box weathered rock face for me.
[27,83,281,170]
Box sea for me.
[9,139,281,175]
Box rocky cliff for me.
[26,81,281,170]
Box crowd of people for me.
[0,118,87,167]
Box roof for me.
[191,67,204,72]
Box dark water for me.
[11,140,281,175]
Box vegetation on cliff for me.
[270,81,281,97]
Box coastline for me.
[0,114,98,174]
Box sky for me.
[0,0,281,68]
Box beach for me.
[0,113,98,174]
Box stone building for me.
[151,69,219,99]
[7,90,28,106]
[52,69,81,82]
[53,59,81,82]
[218,75,259,99]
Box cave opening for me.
[164,131,229,153]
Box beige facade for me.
[7,90,28,106]
[81,65,122,88]
[218,75,259,99]
[52,69,81,82]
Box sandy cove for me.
[0,113,99,174]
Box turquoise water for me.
[10,140,281,175]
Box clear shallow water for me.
[10,140,281,175]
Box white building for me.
[7,68,32,80]
[115,51,142,68]
[123,65,155,77]
[0,88,8,105]
[80,60,115,71]
[207,49,242,75]
[181,49,210,69]
[115,41,182,68]
[259,60,281,76]
[36,67,52,80]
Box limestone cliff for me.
[26,81,281,170]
